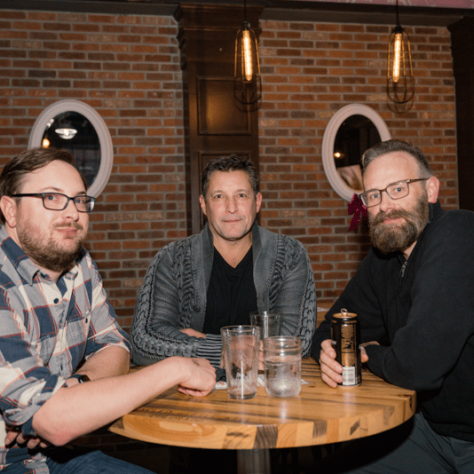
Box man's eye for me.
[75,196,87,204]
[213,194,222,199]
[368,192,379,201]
[392,186,404,194]
[237,193,247,198]
[45,194,60,202]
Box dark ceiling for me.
[1,0,472,27]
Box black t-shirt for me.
[202,246,258,335]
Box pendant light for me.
[387,0,414,104]
[234,0,262,105]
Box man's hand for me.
[319,339,372,388]
[180,328,206,339]
[5,427,49,450]
[319,339,343,388]
[359,341,379,361]
[177,357,216,397]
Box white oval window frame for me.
[322,104,391,202]
[29,99,113,198]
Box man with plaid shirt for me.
[0,148,216,473]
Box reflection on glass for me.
[41,111,101,188]
[334,114,381,192]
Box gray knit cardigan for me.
[130,223,317,368]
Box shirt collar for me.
[0,227,79,286]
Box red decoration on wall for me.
[348,193,368,232]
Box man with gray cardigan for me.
[130,155,316,368]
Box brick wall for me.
[258,20,458,306]
[0,9,458,327]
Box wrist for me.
[64,374,91,388]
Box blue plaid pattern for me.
[0,227,130,471]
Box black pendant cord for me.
[395,0,400,28]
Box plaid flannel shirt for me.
[0,227,130,471]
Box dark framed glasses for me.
[359,178,428,208]
[11,193,96,213]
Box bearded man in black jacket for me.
[312,139,474,474]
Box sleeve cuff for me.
[196,334,223,368]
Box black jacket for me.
[312,202,474,442]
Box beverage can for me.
[331,308,361,386]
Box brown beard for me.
[368,194,429,254]
[18,222,86,273]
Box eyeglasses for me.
[11,193,96,213]
[359,178,428,208]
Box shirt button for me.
[54,298,59,304]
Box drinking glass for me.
[221,325,260,400]
[250,311,282,340]
[263,336,301,398]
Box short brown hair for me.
[0,147,87,223]
[361,139,433,179]
[201,155,259,200]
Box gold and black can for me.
[331,308,361,386]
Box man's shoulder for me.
[429,208,474,237]
[147,232,203,270]
[160,232,201,254]
[257,225,305,249]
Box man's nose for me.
[378,190,395,213]
[226,197,237,213]
[62,198,80,220]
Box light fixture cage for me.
[234,21,262,105]
[387,25,414,105]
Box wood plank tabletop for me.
[109,358,416,450]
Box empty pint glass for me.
[221,325,260,400]
[250,311,282,340]
[264,336,301,398]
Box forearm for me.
[32,357,209,445]
[130,249,206,365]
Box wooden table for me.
[110,359,416,472]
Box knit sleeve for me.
[129,243,223,368]
[269,236,317,358]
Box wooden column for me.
[174,5,262,234]
[448,16,474,211]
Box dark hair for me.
[0,147,87,223]
[361,139,433,178]
[201,155,259,199]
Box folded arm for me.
[129,245,223,368]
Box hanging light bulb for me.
[42,138,50,148]
[234,0,262,106]
[242,29,253,82]
[387,0,414,104]
[392,31,403,84]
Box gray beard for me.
[18,224,85,273]
[368,195,429,254]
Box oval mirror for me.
[29,100,113,197]
[322,104,391,202]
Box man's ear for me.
[255,192,262,213]
[199,195,207,216]
[426,176,440,204]
[0,196,18,228]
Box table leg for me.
[237,449,271,474]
